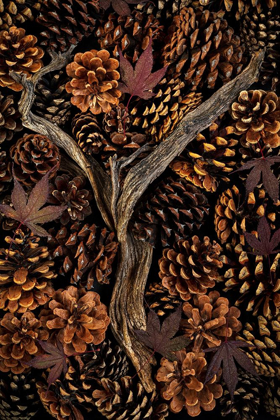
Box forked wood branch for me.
[12,48,264,393]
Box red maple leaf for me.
[0,170,66,237]
[118,37,168,100]
[234,156,280,202]
[245,216,280,256]
[99,0,149,16]
[204,340,258,401]
[135,306,190,361]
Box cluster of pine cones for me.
[0,0,279,420]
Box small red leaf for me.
[245,216,280,255]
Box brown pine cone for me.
[214,0,276,19]
[48,221,118,288]
[103,104,131,134]
[159,236,223,301]
[66,50,121,115]
[0,26,44,91]
[136,0,196,19]
[101,131,147,162]
[240,11,280,90]
[220,369,264,420]
[34,70,72,127]
[145,282,181,317]
[0,93,22,143]
[42,286,110,356]
[10,134,60,187]
[170,117,238,192]
[48,174,92,226]
[0,311,48,374]
[92,376,169,420]
[0,230,55,313]
[162,7,245,92]
[72,112,105,156]
[222,242,280,317]
[263,378,280,417]
[132,175,210,247]
[0,371,40,420]
[0,150,12,194]
[236,314,280,377]
[181,291,242,351]
[36,0,98,52]
[230,90,280,148]
[156,350,222,416]
[0,0,35,30]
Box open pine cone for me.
[0,93,22,143]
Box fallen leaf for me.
[26,340,68,388]
[99,0,148,16]
[118,38,168,100]
[234,156,280,202]
[0,170,66,237]
[204,340,258,401]
[135,306,190,361]
[245,216,280,256]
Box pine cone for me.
[220,369,264,420]
[145,282,181,317]
[263,378,280,417]
[48,221,118,288]
[48,174,92,226]
[42,286,110,356]
[214,0,276,20]
[156,350,222,416]
[137,0,196,19]
[0,230,55,313]
[240,11,280,90]
[170,117,238,192]
[0,150,12,194]
[92,376,169,420]
[103,104,131,134]
[0,26,44,91]
[0,93,22,143]
[159,236,223,301]
[0,311,48,374]
[101,131,147,163]
[181,291,242,351]
[66,50,121,115]
[10,134,61,187]
[230,90,280,148]
[34,70,72,127]
[72,112,105,155]
[0,371,40,420]
[236,313,280,376]
[132,175,210,247]
[162,7,245,92]
[222,242,280,317]
[36,0,98,52]
[0,0,35,30]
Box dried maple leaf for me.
[235,156,280,202]
[135,306,190,361]
[99,0,148,16]
[245,216,280,256]
[26,340,68,388]
[118,38,168,100]
[204,340,258,401]
[0,170,66,237]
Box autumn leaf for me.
[204,340,258,401]
[245,216,280,256]
[0,170,66,237]
[135,306,190,361]
[26,340,68,388]
[99,0,148,16]
[234,156,280,202]
[118,38,168,100]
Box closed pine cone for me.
[48,174,92,226]
[230,90,280,148]
[159,236,223,301]
[66,50,121,115]
[170,117,238,192]
[132,175,210,247]
[181,291,241,351]
[0,0,35,30]
[156,350,222,416]
[48,221,118,288]
[72,112,105,155]
[10,134,60,187]
[0,311,48,374]
[42,286,110,356]
[263,378,280,417]
[92,376,169,420]
[0,93,22,143]
[0,26,44,91]
[0,230,55,313]
[145,282,181,317]
[0,150,12,194]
